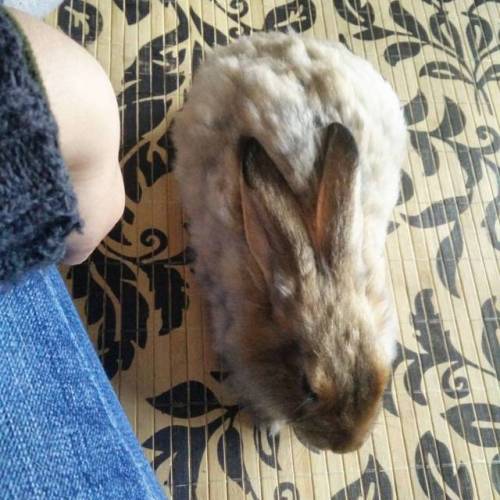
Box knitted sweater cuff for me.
[0,7,81,288]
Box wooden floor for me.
[48,1,499,498]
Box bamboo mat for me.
[47,1,499,498]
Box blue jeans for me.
[0,266,165,499]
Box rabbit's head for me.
[236,123,394,453]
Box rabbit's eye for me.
[302,375,318,402]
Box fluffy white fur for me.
[174,32,406,358]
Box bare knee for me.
[9,8,125,264]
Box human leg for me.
[8,7,125,266]
[0,266,165,499]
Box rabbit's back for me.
[174,34,406,329]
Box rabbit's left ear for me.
[240,138,310,287]
[313,123,359,266]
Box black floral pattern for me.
[334,0,500,113]
[55,0,499,498]
[67,231,190,379]
[331,456,393,499]
[57,0,102,45]
[402,91,499,297]
[415,432,474,499]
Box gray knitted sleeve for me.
[0,7,81,288]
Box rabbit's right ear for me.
[313,123,360,268]
[240,138,310,287]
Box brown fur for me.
[313,123,358,265]
[211,123,393,452]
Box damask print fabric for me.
[45,1,499,498]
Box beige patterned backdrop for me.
[47,0,499,498]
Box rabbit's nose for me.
[294,427,330,451]
[329,439,362,454]
[327,429,366,454]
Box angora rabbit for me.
[173,32,406,453]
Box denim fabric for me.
[0,266,166,499]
